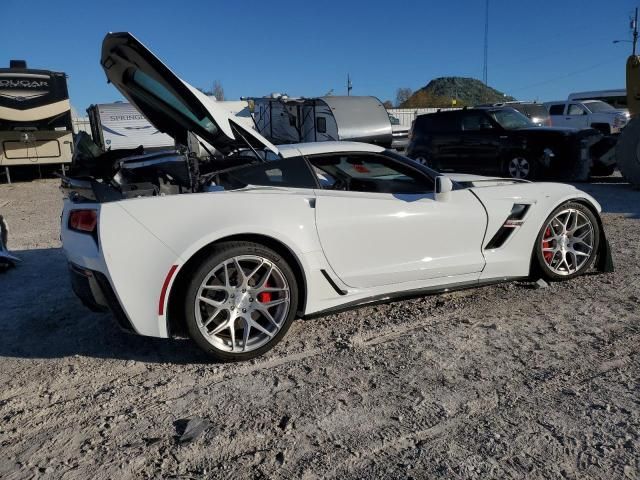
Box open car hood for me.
[101,32,278,156]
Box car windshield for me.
[585,101,616,113]
[490,109,534,129]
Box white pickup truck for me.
[544,100,630,134]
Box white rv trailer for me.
[568,89,627,109]
[87,100,254,152]
[250,95,397,148]
[0,60,73,182]
[87,102,175,151]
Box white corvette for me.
[61,33,613,360]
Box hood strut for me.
[230,121,268,162]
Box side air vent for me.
[320,269,347,296]
[485,204,531,249]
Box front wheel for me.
[533,202,600,281]
[184,241,298,361]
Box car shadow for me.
[571,175,640,219]
[0,247,212,363]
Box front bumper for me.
[69,263,136,333]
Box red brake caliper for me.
[258,281,272,304]
[542,226,553,263]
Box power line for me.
[509,57,622,93]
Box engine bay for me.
[62,132,261,203]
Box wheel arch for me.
[570,198,612,272]
[528,196,610,278]
[165,233,308,338]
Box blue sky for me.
[1,0,636,112]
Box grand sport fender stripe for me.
[0,99,70,122]
[158,265,179,315]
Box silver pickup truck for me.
[544,100,630,134]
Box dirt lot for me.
[0,177,638,479]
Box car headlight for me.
[614,115,628,127]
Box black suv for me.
[407,107,602,180]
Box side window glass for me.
[219,156,317,189]
[568,104,586,115]
[461,113,492,131]
[309,153,433,194]
[316,117,327,133]
[549,104,565,115]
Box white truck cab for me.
[544,100,630,134]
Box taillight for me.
[69,209,97,233]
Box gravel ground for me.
[0,177,638,480]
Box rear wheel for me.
[184,241,298,361]
[504,155,534,180]
[534,202,600,281]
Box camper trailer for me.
[568,89,627,109]
[0,60,73,181]
[87,102,175,151]
[251,95,400,148]
[87,100,254,152]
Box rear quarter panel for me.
[102,188,324,334]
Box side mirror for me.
[435,176,453,202]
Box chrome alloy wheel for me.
[508,157,530,179]
[541,208,595,276]
[195,255,290,353]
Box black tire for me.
[503,154,535,180]
[533,202,600,281]
[184,241,299,361]
[591,123,612,135]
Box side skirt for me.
[302,276,526,320]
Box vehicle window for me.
[461,112,493,131]
[129,70,217,134]
[218,156,317,189]
[508,104,529,116]
[317,117,327,133]
[548,104,565,115]
[490,109,533,129]
[525,104,549,118]
[568,104,587,115]
[414,113,461,134]
[308,153,433,194]
[584,101,615,113]
[388,114,401,125]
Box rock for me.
[176,417,210,444]
[278,415,292,431]
[534,279,549,289]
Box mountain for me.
[400,77,516,108]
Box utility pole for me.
[483,0,489,85]
[347,74,352,96]
[633,7,638,56]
